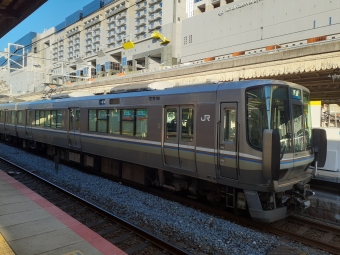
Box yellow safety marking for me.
[0,233,15,255]
[62,250,85,255]
[310,101,321,106]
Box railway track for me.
[0,157,191,255]
[1,149,340,254]
[268,215,340,254]
[149,186,340,255]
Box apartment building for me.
[47,0,186,85]
[1,0,187,95]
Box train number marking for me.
[201,115,210,121]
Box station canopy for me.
[0,0,47,38]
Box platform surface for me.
[0,170,126,255]
[306,167,340,183]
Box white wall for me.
[182,0,340,62]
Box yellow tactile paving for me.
[0,233,15,255]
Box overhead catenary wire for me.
[0,0,142,67]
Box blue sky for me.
[0,0,94,51]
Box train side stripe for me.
[27,128,313,165]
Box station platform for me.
[0,170,126,255]
[313,168,340,183]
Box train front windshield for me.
[246,85,312,153]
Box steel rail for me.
[0,156,191,255]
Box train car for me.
[0,79,327,222]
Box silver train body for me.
[0,80,321,222]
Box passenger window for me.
[136,109,147,137]
[35,111,39,126]
[44,111,51,127]
[51,111,56,128]
[166,108,177,140]
[122,109,134,136]
[39,111,45,127]
[98,110,108,133]
[223,109,236,142]
[11,111,16,124]
[5,111,10,124]
[56,110,62,128]
[18,111,23,125]
[108,109,121,134]
[88,110,97,132]
[181,108,194,142]
[26,110,31,126]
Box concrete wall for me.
[182,0,340,62]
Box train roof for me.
[0,79,308,107]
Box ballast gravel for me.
[0,143,330,255]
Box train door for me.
[218,103,238,179]
[292,102,308,167]
[68,108,81,148]
[25,110,32,139]
[163,105,196,172]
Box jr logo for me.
[201,115,211,121]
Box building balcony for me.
[136,18,146,27]
[148,13,162,22]
[149,23,161,31]
[149,4,162,13]
[135,28,147,35]
[86,52,96,57]
[66,28,80,38]
[136,4,146,11]
[117,30,126,35]
[105,5,127,19]
[107,31,117,37]
[107,25,116,31]
[116,18,126,25]
[108,36,115,42]
[84,16,102,29]
[136,11,147,19]
[107,39,116,45]
[107,17,115,24]
[149,0,162,5]
[117,12,126,20]
[93,30,101,36]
